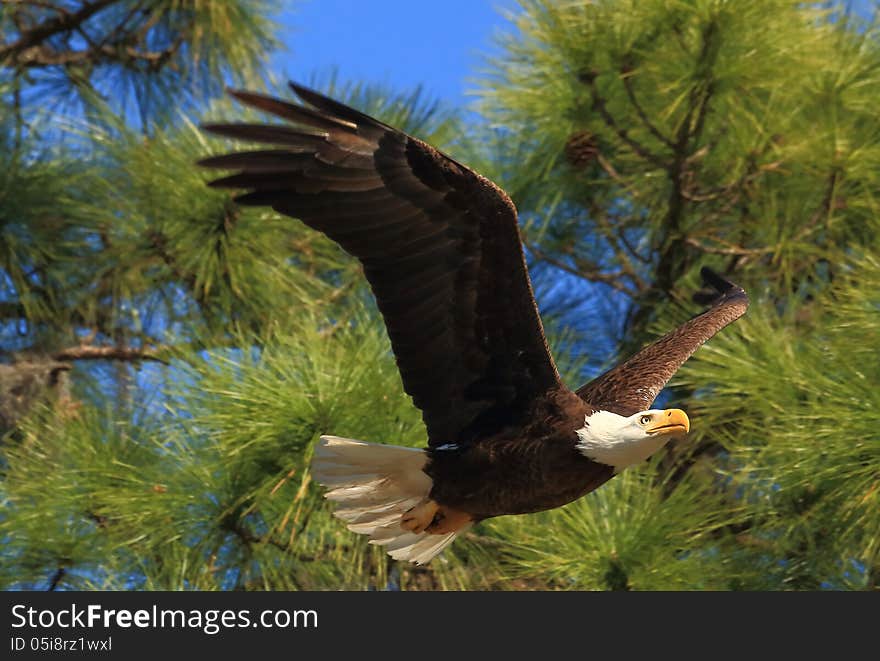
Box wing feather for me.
[202,84,560,445]
[576,267,749,416]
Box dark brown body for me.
[424,387,614,520]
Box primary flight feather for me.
[201,83,749,564]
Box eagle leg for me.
[426,507,473,535]
[400,499,440,534]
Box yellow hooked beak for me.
[645,409,690,436]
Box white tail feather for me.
[311,435,467,564]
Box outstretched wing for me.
[576,267,749,416]
[201,84,560,445]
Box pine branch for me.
[226,520,315,564]
[526,240,639,296]
[615,225,652,265]
[650,21,721,299]
[680,159,780,203]
[687,167,843,262]
[684,236,771,256]
[580,70,670,169]
[51,345,168,364]
[0,302,27,319]
[793,168,842,243]
[0,0,118,64]
[587,199,649,288]
[46,566,66,591]
[683,20,720,155]
[620,68,675,149]
[1,0,191,75]
[7,37,186,70]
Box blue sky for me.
[269,0,519,108]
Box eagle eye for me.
[639,415,652,425]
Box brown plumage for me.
[577,267,749,417]
[201,84,749,564]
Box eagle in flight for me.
[201,83,749,564]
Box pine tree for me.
[469,0,880,589]
[1,0,877,591]
[1,0,474,591]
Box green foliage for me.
[0,71,477,588]
[467,0,880,589]
[481,467,746,590]
[0,139,100,346]
[481,0,880,351]
[677,253,880,588]
[1,0,280,129]
[0,303,485,590]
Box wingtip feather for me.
[288,81,319,103]
[695,266,749,307]
[224,87,358,132]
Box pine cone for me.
[565,130,599,169]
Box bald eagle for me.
[201,84,749,564]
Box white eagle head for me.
[575,408,690,473]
